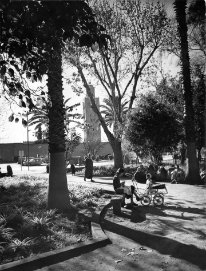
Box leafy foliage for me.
[126,94,183,163]
[65,132,82,160]
[0,0,109,142]
[28,98,81,141]
[187,0,206,56]
[64,0,171,168]
[192,65,205,153]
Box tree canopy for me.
[64,0,171,168]
[126,94,182,163]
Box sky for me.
[0,0,181,144]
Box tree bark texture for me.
[174,0,201,184]
[47,44,69,209]
[111,139,124,169]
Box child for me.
[145,173,153,195]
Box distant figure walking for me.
[7,165,13,177]
[70,164,76,176]
[84,154,94,182]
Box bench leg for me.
[112,199,122,215]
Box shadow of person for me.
[114,206,147,223]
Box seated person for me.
[171,165,185,184]
[148,164,158,182]
[167,165,175,181]
[134,164,146,183]
[157,165,168,181]
[113,168,139,207]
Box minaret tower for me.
[83,85,101,142]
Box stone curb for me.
[0,207,111,271]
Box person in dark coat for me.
[157,165,168,181]
[70,164,76,176]
[84,154,94,182]
[134,164,146,183]
[7,165,13,177]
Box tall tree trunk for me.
[47,44,69,209]
[111,139,124,169]
[174,0,201,184]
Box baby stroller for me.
[131,174,168,206]
[146,183,168,206]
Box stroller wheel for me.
[153,194,164,206]
[141,196,151,206]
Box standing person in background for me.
[70,164,76,176]
[84,154,94,182]
[7,165,13,177]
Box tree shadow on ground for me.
[163,204,205,215]
[102,218,206,270]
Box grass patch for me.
[0,176,108,265]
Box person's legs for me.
[115,188,125,207]
[121,194,126,207]
[131,186,138,206]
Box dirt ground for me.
[36,183,206,271]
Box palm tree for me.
[28,106,49,140]
[100,97,128,137]
[173,0,201,184]
[28,98,81,141]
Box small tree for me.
[126,94,182,164]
